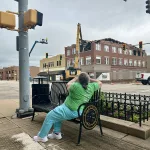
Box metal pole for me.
[16,0,33,117]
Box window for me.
[59,61,61,66]
[133,50,136,56]
[129,59,133,66]
[80,57,84,65]
[142,61,145,67]
[96,43,101,51]
[86,56,91,65]
[138,60,141,67]
[129,50,132,55]
[67,60,70,67]
[112,57,117,65]
[71,58,75,65]
[124,59,128,66]
[138,51,141,56]
[118,58,123,65]
[142,52,145,57]
[124,49,128,55]
[67,50,70,56]
[48,62,54,67]
[104,45,109,52]
[96,56,101,64]
[72,48,76,54]
[134,60,137,66]
[118,48,122,54]
[50,62,54,67]
[104,56,109,65]
[43,63,46,68]
[112,47,117,53]
[48,62,50,67]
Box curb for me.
[101,115,150,140]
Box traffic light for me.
[146,0,150,14]
[46,53,48,58]
[24,9,43,28]
[122,44,126,51]
[0,11,16,29]
[60,55,62,61]
[139,41,143,49]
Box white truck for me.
[136,73,150,85]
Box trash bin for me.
[32,76,50,105]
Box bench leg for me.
[32,109,35,121]
[77,122,82,146]
[98,116,103,136]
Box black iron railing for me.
[99,92,150,126]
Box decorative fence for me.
[99,92,150,126]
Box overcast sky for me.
[0,0,150,67]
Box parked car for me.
[136,73,150,85]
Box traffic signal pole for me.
[15,0,33,117]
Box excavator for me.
[61,23,82,81]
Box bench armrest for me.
[77,100,100,118]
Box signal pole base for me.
[16,108,34,118]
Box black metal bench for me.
[32,81,103,145]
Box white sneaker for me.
[47,132,62,140]
[33,136,48,142]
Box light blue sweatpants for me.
[38,103,79,138]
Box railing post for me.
[106,98,108,116]
[143,103,145,123]
[139,102,142,127]
[147,101,149,121]
[117,101,120,119]
[112,100,114,117]
[124,93,127,120]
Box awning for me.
[37,72,48,76]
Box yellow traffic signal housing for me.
[24,9,37,27]
[24,9,43,28]
[0,11,16,29]
[122,44,126,51]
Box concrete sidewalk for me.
[0,99,150,150]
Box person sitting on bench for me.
[33,72,102,142]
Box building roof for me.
[66,37,145,51]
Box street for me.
[0,81,149,100]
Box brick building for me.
[0,66,39,81]
[65,38,147,81]
[147,55,150,73]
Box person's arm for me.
[66,76,78,90]
[90,78,102,88]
